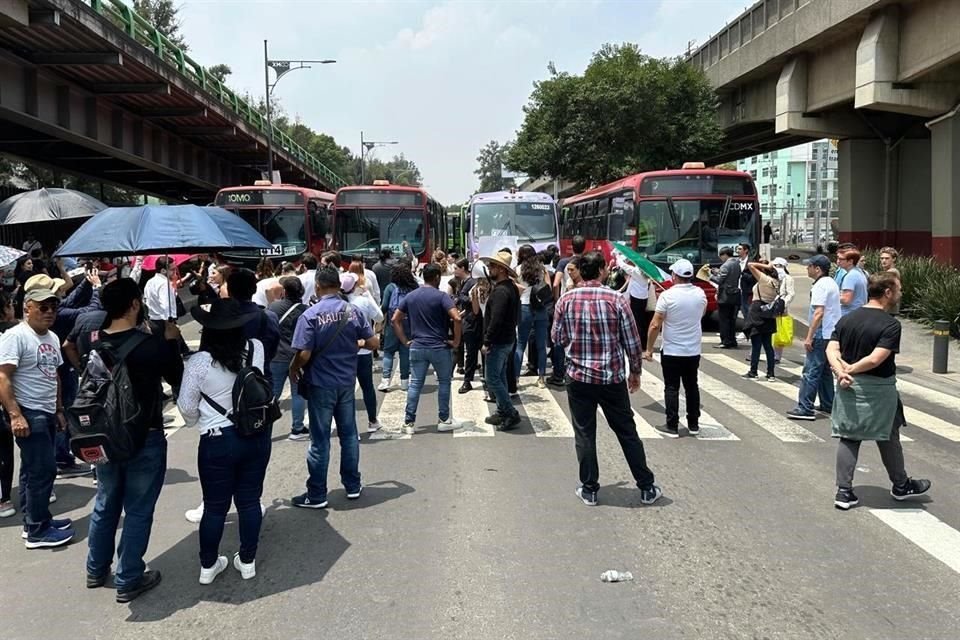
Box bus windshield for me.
[336,208,426,257]
[229,207,307,255]
[473,202,557,243]
[635,198,757,265]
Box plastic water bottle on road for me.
[600,570,634,583]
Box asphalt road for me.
[2,317,959,640]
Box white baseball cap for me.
[669,259,694,278]
[771,257,788,268]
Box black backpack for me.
[67,332,150,465]
[201,340,281,437]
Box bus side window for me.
[596,198,609,240]
[310,201,328,236]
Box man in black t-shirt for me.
[826,273,930,511]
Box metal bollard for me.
[932,320,950,374]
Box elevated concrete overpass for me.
[0,0,347,202]
[689,0,960,261]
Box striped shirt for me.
[551,281,643,385]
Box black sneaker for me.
[655,424,680,438]
[741,371,758,379]
[576,486,598,506]
[687,423,700,436]
[786,409,816,421]
[483,394,495,403]
[57,463,93,479]
[456,367,465,375]
[891,478,931,501]
[546,375,565,387]
[116,570,161,603]
[834,488,859,510]
[497,413,522,431]
[522,368,538,377]
[765,375,776,382]
[291,494,328,509]
[87,573,108,589]
[484,414,503,426]
[640,485,663,505]
[458,382,473,394]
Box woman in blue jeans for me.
[179,299,272,584]
[514,246,550,389]
[378,262,418,392]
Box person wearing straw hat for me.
[0,279,75,549]
[479,250,522,431]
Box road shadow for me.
[123,480,414,622]
[850,485,933,510]
[601,481,675,509]
[163,468,198,485]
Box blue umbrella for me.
[53,204,273,258]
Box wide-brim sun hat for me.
[190,298,260,330]
[479,250,517,279]
[24,273,66,296]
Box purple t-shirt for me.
[291,294,373,388]
[398,285,454,350]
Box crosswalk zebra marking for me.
[641,362,739,441]
[776,361,960,442]
[870,508,960,575]
[652,354,823,443]
[369,386,412,440]
[702,354,916,442]
[452,386,494,437]
[517,381,576,438]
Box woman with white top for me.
[771,257,796,363]
[178,299,272,584]
[616,253,654,351]
[341,272,384,432]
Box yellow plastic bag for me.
[773,315,794,348]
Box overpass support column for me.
[838,139,932,255]
[929,108,960,264]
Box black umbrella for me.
[0,188,107,225]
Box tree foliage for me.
[506,43,723,187]
[474,140,515,193]
[132,0,188,49]
[207,64,231,83]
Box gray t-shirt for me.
[0,322,63,413]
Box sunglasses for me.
[34,301,59,313]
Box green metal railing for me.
[87,0,348,190]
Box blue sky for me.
[178,0,749,203]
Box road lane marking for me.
[641,362,738,440]
[776,361,960,442]
[870,508,960,575]
[653,354,822,443]
[452,386,493,437]
[702,354,914,442]
[368,386,412,440]
[517,380,575,438]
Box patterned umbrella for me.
[0,245,26,268]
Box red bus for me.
[332,181,447,264]
[214,181,335,266]
[560,164,760,310]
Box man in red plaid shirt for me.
[551,251,662,507]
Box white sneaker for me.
[402,422,416,435]
[0,501,15,518]
[48,491,56,504]
[399,379,409,391]
[185,502,204,524]
[377,379,391,391]
[437,417,464,432]
[199,555,228,585]
[287,431,309,441]
[233,552,256,580]
[260,502,267,517]
[368,421,382,433]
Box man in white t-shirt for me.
[644,259,707,438]
[297,254,319,305]
[0,283,75,549]
[787,254,841,420]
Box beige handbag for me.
[645,281,658,312]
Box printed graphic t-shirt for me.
[0,322,63,413]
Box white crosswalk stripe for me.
[653,354,823,442]
[517,380,575,438]
[870,508,960,575]
[452,386,494,437]
[640,364,739,440]
[776,361,960,442]
[702,354,915,442]
[368,386,411,440]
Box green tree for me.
[363,154,422,186]
[507,43,723,187]
[474,140,515,193]
[132,0,188,49]
[207,63,232,83]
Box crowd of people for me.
[0,230,931,604]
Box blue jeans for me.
[357,353,378,424]
[515,305,548,378]
[404,348,453,424]
[485,344,518,419]
[197,427,272,567]
[382,345,410,382]
[270,361,305,434]
[797,336,835,414]
[86,430,167,591]
[16,408,57,533]
[551,343,565,378]
[305,385,360,501]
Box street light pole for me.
[263,39,336,183]
[359,133,398,185]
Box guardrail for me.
[87,0,348,190]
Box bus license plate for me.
[259,244,283,256]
